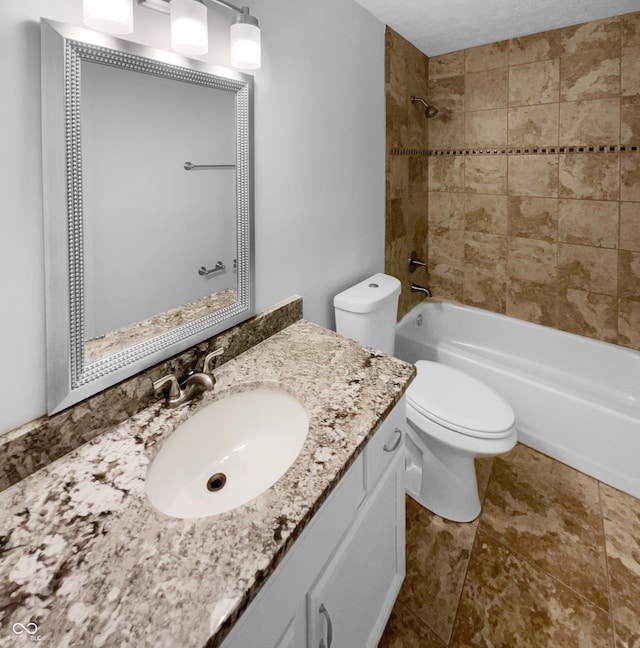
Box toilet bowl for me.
[333,273,517,523]
[404,360,517,522]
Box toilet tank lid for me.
[334,273,401,313]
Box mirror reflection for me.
[82,61,238,361]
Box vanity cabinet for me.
[220,398,406,648]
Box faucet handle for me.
[202,348,224,374]
[153,374,183,404]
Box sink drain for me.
[207,472,227,492]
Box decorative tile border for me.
[391,145,639,156]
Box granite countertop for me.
[0,320,415,648]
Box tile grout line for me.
[597,480,618,648]
[444,458,498,646]
[477,522,614,619]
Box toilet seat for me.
[407,360,515,439]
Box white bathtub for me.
[395,301,640,499]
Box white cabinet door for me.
[220,454,366,648]
[307,452,405,648]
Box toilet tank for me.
[333,273,401,355]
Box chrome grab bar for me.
[198,261,225,276]
[184,161,236,170]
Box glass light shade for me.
[170,0,208,56]
[230,22,261,70]
[83,0,133,34]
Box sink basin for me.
[146,387,309,519]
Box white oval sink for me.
[146,387,309,519]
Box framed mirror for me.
[41,19,254,414]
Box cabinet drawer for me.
[366,397,405,488]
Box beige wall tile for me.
[558,243,618,295]
[428,75,465,112]
[561,17,620,57]
[557,288,618,342]
[429,112,465,149]
[618,298,640,349]
[465,41,508,73]
[621,11,640,48]
[509,60,560,106]
[559,154,620,200]
[508,105,559,147]
[464,194,508,234]
[560,97,620,146]
[621,155,640,202]
[408,156,429,193]
[465,109,508,148]
[386,197,406,242]
[465,156,508,194]
[465,68,508,111]
[429,191,465,230]
[560,53,620,101]
[429,263,464,301]
[430,51,465,79]
[620,201,640,251]
[558,199,619,248]
[387,155,409,199]
[429,156,465,192]
[385,29,430,320]
[507,279,558,326]
[463,269,506,312]
[429,228,465,265]
[508,238,557,283]
[464,231,507,276]
[619,250,640,299]
[388,193,427,243]
[509,30,562,65]
[621,46,640,96]
[508,196,558,241]
[508,155,559,197]
[621,96,640,144]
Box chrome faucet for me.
[153,348,224,407]
[411,283,432,297]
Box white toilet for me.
[334,273,517,522]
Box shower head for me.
[410,95,438,118]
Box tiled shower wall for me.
[426,12,640,350]
[385,28,430,318]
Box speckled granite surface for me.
[85,289,238,362]
[0,296,302,492]
[0,319,415,647]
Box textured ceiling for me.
[352,0,640,56]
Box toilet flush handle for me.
[383,427,403,452]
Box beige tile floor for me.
[379,443,640,648]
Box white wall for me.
[0,0,385,434]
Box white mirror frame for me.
[41,19,254,414]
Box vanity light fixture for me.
[83,0,134,34]
[137,0,261,70]
[170,0,208,56]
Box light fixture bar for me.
[138,0,247,18]
[137,0,261,69]
[136,0,170,14]
[208,0,243,16]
